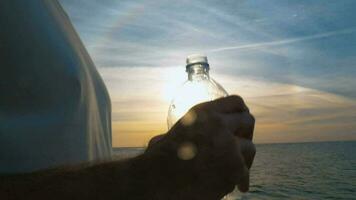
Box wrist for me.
[141,132,202,196]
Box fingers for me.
[193,95,249,114]
[237,166,250,192]
[238,138,256,169]
[236,138,255,192]
[223,112,255,140]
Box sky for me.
[59,0,356,147]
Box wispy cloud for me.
[208,28,356,53]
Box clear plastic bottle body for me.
[167,64,228,129]
[167,55,235,199]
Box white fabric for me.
[0,0,112,173]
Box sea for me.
[113,141,356,200]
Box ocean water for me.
[113,141,356,199]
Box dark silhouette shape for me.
[1,96,256,200]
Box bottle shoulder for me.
[209,78,228,96]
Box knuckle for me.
[241,113,255,139]
[230,95,244,104]
[231,94,243,100]
[191,101,210,112]
[249,114,255,125]
[243,113,255,126]
[229,95,249,112]
[251,144,256,155]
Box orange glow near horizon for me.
[99,67,356,147]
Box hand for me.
[146,95,256,200]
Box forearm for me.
[0,157,142,199]
[0,143,180,200]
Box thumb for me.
[236,138,255,192]
[238,138,256,169]
[237,166,250,192]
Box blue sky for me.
[59,0,356,146]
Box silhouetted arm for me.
[1,96,256,200]
[1,151,176,200]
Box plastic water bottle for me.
[167,54,228,128]
[167,54,236,199]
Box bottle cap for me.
[186,54,208,66]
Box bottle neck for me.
[186,63,210,81]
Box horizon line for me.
[112,139,356,148]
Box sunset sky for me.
[59,0,356,147]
